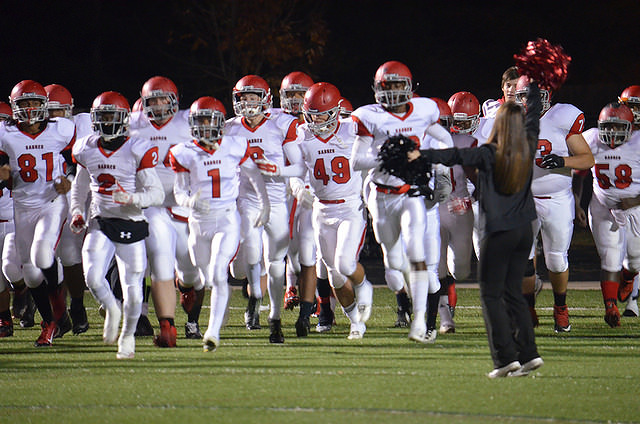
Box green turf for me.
[1,287,639,424]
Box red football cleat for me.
[553,305,571,333]
[35,321,57,347]
[618,280,634,303]
[604,300,621,328]
[153,319,177,347]
[0,318,14,337]
[284,286,300,310]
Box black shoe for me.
[295,316,310,337]
[394,308,411,328]
[70,305,89,335]
[135,314,154,337]
[244,297,261,330]
[185,321,203,339]
[268,319,284,343]
[19,293,36,328]
[316,307,334,333]
[54,311,72,338]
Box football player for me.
[70,91,163,359]
[226,74,300,343]
[129,76,203,344]
[169,96,269,351]
[515,75,594,333]
[351,61,453,343]
[0,80,75,346]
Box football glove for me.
[540,154,565,169]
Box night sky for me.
[1,0,639,127]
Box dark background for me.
[1,0,639,129]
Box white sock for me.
[410,270,429,325]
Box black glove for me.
[540,154,564,169]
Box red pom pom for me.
[513,38,571,92]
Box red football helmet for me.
[132,98,143,113]
[280,71,314,114]
[598,102,634,149]
[448,92,480,134]
[430,97,453,131]
[232,75,272,118]
[302,82,342,135]
[141,76,179,121]
[90,91,130,140]
[45,84,73,118]
[373,61,413,108]
[0,101,12,121]
[189,96,227,148]
[618,85,640,125]
[9,80,48,124]
[515,75,551,114]
[339,97,353,118]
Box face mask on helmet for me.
[233,90,271,118]
[374,79,412,108]
[91,108,129,141]
[303,107,339,136]
[451,113,479,134]
[12,96,48,124]
[280,88,307,114]
[142,91,178,121]
[598,120,632,149]
[515,87,551,115]
[189,110,225,149]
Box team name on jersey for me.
[98,163,117,170]
[318,148,335,155]
[203,159,221,166]
[247,138,262,145]
[25,144,44,150]
[150,136,167,141]
[603,155,621,160]
[393,127,413,134]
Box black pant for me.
[479,223,539,368]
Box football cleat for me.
[203,333,219,353]
[295,315,310,337]
[35,321,57,347]
[268,319,285,344]
[244,297,261,330]
[180,286,196,314]
[553,305,571,333]
[316,306,335,333]
[487,361,521,379]
[54,311,73,339]
[134,314,154,337]
[11,286,31,319]
[439,324,456,334]
[69,304,89,335]
[623,297,639,317]
[394,307,411,328]
[103,304,122,345]
[0,318,14,337]
[284,286,300,310]
[618,280,634,303]
[116,334,135,359]
[185,321,203,339]
[347,322,366,340]
[604,300,621,328]
[510,357,544,377]
[153,319,177,347]
[19,294,36,328]
[408,321,428,343]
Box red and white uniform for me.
[0,188,15,290]
[129,110,199,286]
[71,134,161,340]
[584,128,640,272]
[169,138,264,342]
[297,119,366,288]
[530,103,585,272]
[0,118,74,287]
[226,111,297,320]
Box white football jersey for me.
[297,119,362,201]
[0,118,75,208]
[169,139,251,213]
[474,117,494,145]
[225,110,298,204]
[584,127,640,209]
[532,103,585,196]
[448,133,477,198]
[72,135,158,220]
[351,97,440,187]
[129,110,191,206]
[73,112,94,139]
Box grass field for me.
[1,287,639,424]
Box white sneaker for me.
[487,361,521,378]
[623,297,639,317]
[203,334,219,352]
[354,280,373,322]
[116,333,135,359]
[439,324,456,334]
[510,357,544,377]
[425,328,437,343]
[408,321,427,343]
[347,322,366,340]
[103,302,122,345]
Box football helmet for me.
[0,101,12,121]
[44,84,73,118]
[515,75,551,114]
[232,75,272,118]
[141,76,179,121]
[618,85,640,125]
[373,61,413,108]
[90,91,130,141]
[597,102,634,149]
[448,92,480,134]
[430,97,453,131]
[302,82,341,136]
[9,80,48,124]
[280,71,313,114]
[189,96,227,149]
[339,97,353,118]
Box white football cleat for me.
[487,361,521,379]
[623,297,639,317]
[116,333,135,359]
[103,302,122,345]
[408,321,428,343]
[347,322,366,340]
[510,357,544,377]
[203,335,219,353]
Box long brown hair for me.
[488,101,532,194]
